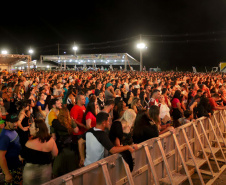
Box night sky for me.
[1,0,226,71]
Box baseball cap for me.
[106,83,112,88]
[5,113,18,123]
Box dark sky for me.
[1,0,226,71]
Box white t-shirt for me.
[159,103,170,119]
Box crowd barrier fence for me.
[42,110,226,185]
[0,111,225,185]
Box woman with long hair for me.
[44,95,52,114]
[149,105,174,135]
[109,109,137,146]
[82,101,98,129]
[132,110,159,144]
[196,96,213,118]
[13,84,23,102]
[139,90,148,108]
[25,87,36,102]
[131,97,143,114]
[113,98,128,121]
[52,107,79,177]
[21,119,58,185]
[171,90,184,128]
[16,100,31,149]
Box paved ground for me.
[182,155,226,185]
[213,169,226,185]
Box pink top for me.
[171,98,180,108]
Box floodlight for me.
[1,50,8,54]
[73,46,78,51]
[137,43,146,49]
[29,49,34,54]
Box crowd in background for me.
[1,69,226,184]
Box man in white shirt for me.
[78,112,134,166]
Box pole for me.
[58,44,62,71]
[139,34,143,71]
[74,42,77,56]
[28,55,31,75]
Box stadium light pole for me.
[28,48,34,74]
[137,41,146,72]
[73,44,78,70]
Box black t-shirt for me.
[82,127,114,151]
[109,121,123,145]
[82,127,114,166]
[133,123,159,144]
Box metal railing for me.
[42,110,226,185]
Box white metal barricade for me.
[42,110,226,185]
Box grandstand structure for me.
[40,53,140,70]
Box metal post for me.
[139,34,142,71]
[28,55,31,75]
[74,42,77,56]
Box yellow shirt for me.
[48,109,58,126]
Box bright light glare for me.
[1,50,8,54]
[73,46,78,51]
[29,49,34,54]
[137,43,146,49]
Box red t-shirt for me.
[70,104,86,135]
[209,97,218,110]
[171,98,180,108]
[86,112,96,128]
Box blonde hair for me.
[120,109,136,132]
[131,97,140,109]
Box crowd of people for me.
[1,69,226,184]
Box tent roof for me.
[41,53,140,66]
[0,54,31,66]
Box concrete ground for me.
[182,152,226,185]
[213,169,226,185]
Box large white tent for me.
[40,53,140,70]
[0,54,31,74]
